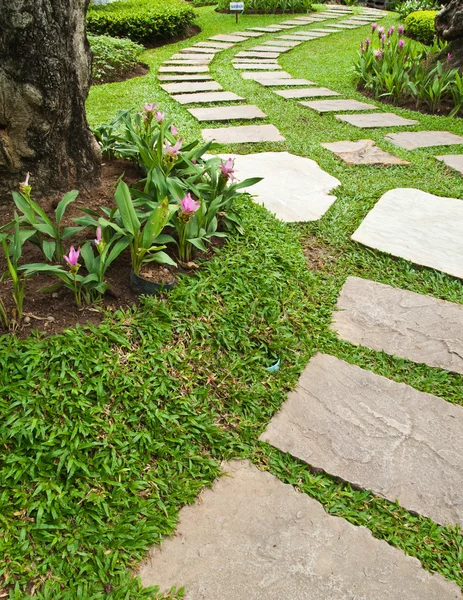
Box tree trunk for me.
[435,0,463,70]
[0,0,101,203]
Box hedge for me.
[87,0,197,45]
[404,10,438,45]
[216,0,312,13]
[89,34,144,83]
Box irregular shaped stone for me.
[209,34,249,42]
[386,130,463,150]
[160,81,222,94]
[332,276,463,374]
[262,40,301,47]
[172,91,245,105]
[322,139,410,165]
[254,78,315,86]
[233,58,279,64]
[242,70,292,79]
[195,41,234,49]
[278,35,319,41]
[248,46,289,53]
[139,460,462,600]
[159,65,209,73]
[233,63,282,70]
[352,188,463,279]
[234,31,264,37]
[157,74,213,82]
[276,87,340,98]
[311,28,340,32]
[248,26,285,32]
[187,104,266,122]
[301,99,376,112]
[172,53,215,60]
[164,58,212,65]
[336,113,419,128]
[180,47,221,54]
[436,154,463,174]
[235,51,281,59]
[213,152,339,221]
[260,353,463,528]
[201,125,285,144]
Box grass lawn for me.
[1,5,463,599]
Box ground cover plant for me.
[89,34,145,84]
[2,5,463,599]
[394,0,441,19]
[216,0,313,14]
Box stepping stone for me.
[179,48,221,55]
[209,34,248,42]
[288,31,327,36]
[262,40,301,47]
[233,63,282,70]
[195,41,234,49]
[235,51,281,59]
[322,139,410,165]
[332,276,463,375]
[311,28,340,33]
[436,154,463,175]
[234,31,264,37]
[160,81,222,94]
[241,70,292,79]
[172,53,215,60]
[336,113,419,128]
[281,19,310,24]
[255,78,316,87]
[385,131,463,150]
[172,91,245,105]
[260,352,463,528]
[138,460,462,600]
[159,65,209,73]
[158,74,214,82]
[276,87,340,99]
[352,188,463,279]
[187,104,266,122]
[201,124,285,144]
[248,26,284,33]
[301,99,377,113]
[233,58,279,63]
[249,46,289,53]
[213,152,339,221]
[164,59,211,66]
[325,23,358,28]
[278,35,319,41]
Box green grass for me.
[2,5,463,599]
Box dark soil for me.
[301,235,340,272]
[359,86,461,117]
[145,25,201,49]
[93,62,149,86]
[139,265,174,284]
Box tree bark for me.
[435,0,463,70]
[0,0,101,203]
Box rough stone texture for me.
[181,47,221,54]
[301,99,377,112]
[187,105,266,122]
[160,81,222,94]
[352,188,463,279]
[332,276,463,374]
[172,91,244,105]
[172,53,215,60]
[255,78,316,87]
[336,113,419,128]
[260,353,463,528]
[213,152,340,222]
[209,34,249,42]
[195,41,234,49]
[322,139,410,165]
[282,19,310,24]
[436,154,463,174]
[248,26,285,32]
[138,460,462,600]
[262,40,301,46]
[385,130,463,150]
[157,74,213,82]
[201,125,285,144]
[278,35,319,41]
[235,51,281,59]
[233,58,279,64]
[242,71,292,79]
[311,28,340,33]
[234,31,264,37]
[249,46,289,53]
[159,65,209,73]
[276,87,340,99]
[233,63,282,70]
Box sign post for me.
[229,2,244,24]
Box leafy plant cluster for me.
[89,34,144,84]
[87,0,197,44]
[215,0,312,14]
[404,9,438,44]
[394,0,441,19]
[353,23,462,115]
[191,0,217,6]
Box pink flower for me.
[374,49,383,59]
[180,193,200,215]
[94,226,102,247]
[399,39,405,49]
[144,103,157,113]
[220,158,235,182]
[165,139,183,156]
[360,41,364,53]
[19,172,31,195]
[381,34,386,47]
[156,111,166,123]
[448,53,452,60]
[171,124,178,136]
[371,23,377,32]
[387,26,395,37]
[377,26,385,37]
[398,24,405,35]
[365,37,371,47]
[64,246,80,268]
[21,173,30,187]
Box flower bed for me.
[215,0,312,14]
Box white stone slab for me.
[159,65,209,73]
[209,34,249,42]
[353,188,463,279]
[336,113,419,128]
[158,74,214,82]
[311,28,340,32]
[172,53,215,60]
[262,40,301,47]
[233,63,282,70]
[165,58,212,65]
[385,131,463,150]
[195,41,234,49]
[235,51,281,59]
[188,104,266,122]
[332,276,463,374]
[179,47,221,55]
[139,460,462,600]
[234,31,264,37]
[436,154,463,175]
[255,78,315,87]
[161,81,222,94]
[322,139,410,165]
[202,125,285,144]
[278,35,318,41]
[248,26,284,33]
[242,70,292,79]
[172,91,245,105]
[276,87,340,99]
[249,46,289,53]
[214,152,339,222]
[233,58,279,64]
[301,99,377,112]
[260,353,463,528]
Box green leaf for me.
[42,240,56,262]
[114,180,140,237]
[61,226,84,239]
[34,223,57,238]
[145,251,177,266]
[55,190,79,225]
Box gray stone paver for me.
[195,41,234,49]
[241,71,292,79]
[139,460,462,600]
[352,188,463,279]
[436,154,463,174]
[159,65,209,73]
[233,63,282,70]
[336,113,419,128]
[385,131,463,150]
[209,34,249,42]
[157,74,213,82]
[260,353,463,528]
[234,31,264,37]
[262,40,301,47]
[174,53,216,60]
[276,87,340,99]
[160,81,222,94]
[172,91,245,105]
[250,46,289,53]
[187,104,266,122]
[180,47,221,55]
[278,35,319,41]
[201,124,285,144]
[332,276,463,375]
[301,99,377,112]
[322,139,410,165]
[235,51,281,59]
[255,78,316,87]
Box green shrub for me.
[192,0,217,5]
[87,0,197,44]
[404,10,438,44]
[216,0,312,14]
[395,0,440,19]
[89,34,144,83]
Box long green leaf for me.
[114,181,140,237]
[55,190,79,225]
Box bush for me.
[191,0,217,5]
[89,34,144,83]
[87,0,197,44]
[216,0,312,14]
[395,0,440,19]
[404,10,438,44]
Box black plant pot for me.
[129,269,176,296]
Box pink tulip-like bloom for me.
[398,39,405,49]
[448,53,452,60]
[21,173,30,187]
[156,111,166,123]
[94,226,103,249]
[180,193,200,215]
[360,41,364,53]
[387,26,395,37]
[365,37,371,47]
[19,172,31,195]
[381,34,386,47]
[398,25,405,35]
[371,23,377,32]
[165,139,183,156]
[171,124,178,136]
[144,103,157,113]
[374,49,383,59]
[64,246,80,268]
[220,158,235,182]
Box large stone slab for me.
[242,70,292,79]
[276,87,340,99]
[188,104,266,122]
[201,125,285,144]
[262,40,301,47]
[172,91,245,105]
[180,47,221,55]
[160,81,222,94]
[213,152,340,222]
[278,35,319,41]
[235,51,281,59]
[255,78,316,87]
[311,28,340,33]
[138,460,461,600]
[209,34,249,42]
[159,65,209,74]
[436,154,463,175]
[332,276,463,374]
[165,58,212,65]
[248,26,285,32]
[322,139,410,165]
[385,131,463,150]
[195,41,234,49]
[352,188,463,279]
[172,53,215,60]
[249,46,289,53]
[233,58,279,64]
[233,63,282,70]
[260,353,463,528]
[234,31,264,37]
[157,74,213,82]
[336,113,419,128]
[301,99,377,112]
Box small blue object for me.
[266,358,280,372]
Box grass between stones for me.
[2,6,462,599]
